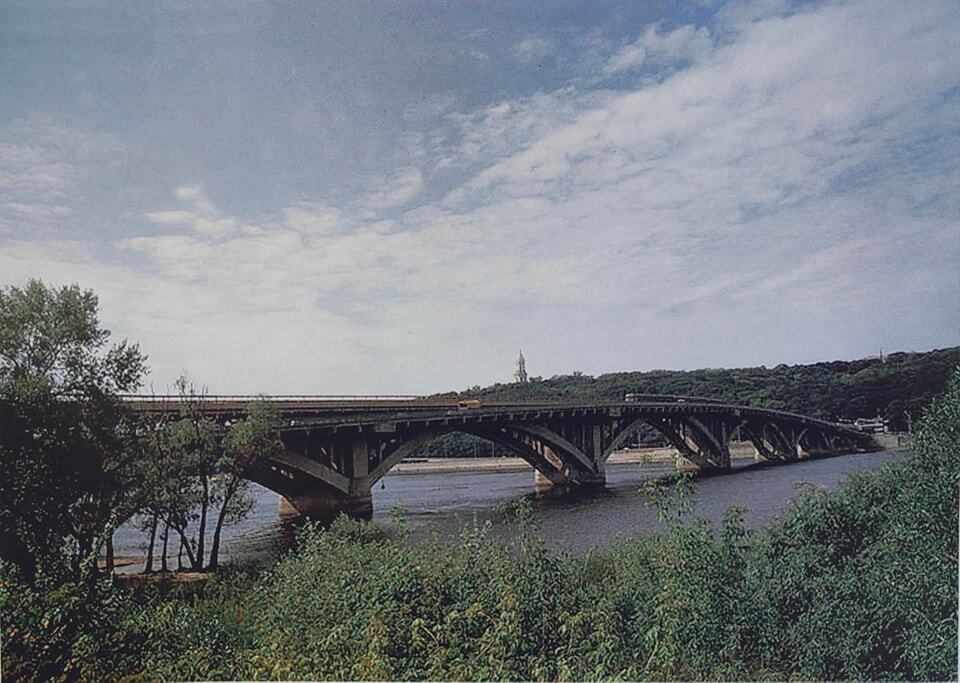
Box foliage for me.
[0,281,284,679]
[641,469,697,523]
[0,279,147,583]
[742,368,960,680]
[137,381,282,571]
[0,562,147,682]
[5,418,957,680]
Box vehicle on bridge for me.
[851,417,889,433]
[457,399,482,412]
[624,392,721,404]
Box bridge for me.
[126,394,880,517]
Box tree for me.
[209,399,281,569]
[911,366,960,475]
[141,380,281,571]
[0,279,147,583]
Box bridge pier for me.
[252,438,375,521]
[230,396,880,521]
[533,469,561,489]
[675,455,701,471]
[279,489,372,519]
[533,465,605,490]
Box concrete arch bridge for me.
[127,395,879,517]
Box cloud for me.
[3,0,957,392]
[282,203,342,235]
[363,166,424,209]
[0,237,373,393]
[404,93,458,120]
[144,186,235,239]
[438,89,594,173]
[604,23,713,76]
[466,48,490,62]
[433,0,959,364]
[0,115,125,239]
[143,211,236,239]
[469,1,957,207]
[514,36,555,63]
[174,185,215,212]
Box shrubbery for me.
[3,371,958,681]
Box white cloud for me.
[514,36,554,63]
[144,186,236,239]
[467,48,490,62]
[404,93,458,120]
[0,238,373,393]
[144,210,236,239]
[282,203,342,235]
[363,166,424,209]
[174,185,215,212]
[0,115,125,239]
[3,0,957,392]
[604,23,713,75]
[439,90,593,171]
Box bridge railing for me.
[119,394,427,402]
[121,393,727,405]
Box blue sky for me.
[1,0,957,394]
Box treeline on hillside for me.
[417,348,958,458]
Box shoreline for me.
[386,443,760,476]
[387,436,907,476]
[106,439,907,575]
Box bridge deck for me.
[121,395,860,437]
[120,393,877,515]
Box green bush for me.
[743,369,958,680]
[0,565,145,682]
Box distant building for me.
[514,349,529,383]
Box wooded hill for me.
[420,347,958,458]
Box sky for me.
[0,0,957,395]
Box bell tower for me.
[514,349,529,383]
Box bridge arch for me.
[366,423,602,489]
[596,414,732,470]
[121,395,878,518]
[256,422,608,516]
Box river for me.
[111,450,907,571]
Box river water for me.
[112,450,906,570]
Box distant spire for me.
[514,349,528,383]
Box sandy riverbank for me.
[387,442,760,476]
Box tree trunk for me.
[144,513,158,573]
[169,522,198,570]
[177,536,184,570]
[105,534,115,574]
[207,478,238,571]
[196,473,209,570]
[160,520,169,571]
[75,531,91,578]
